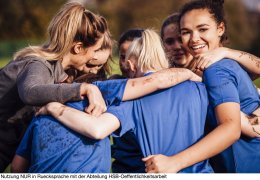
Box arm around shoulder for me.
[123,68,201,101]
[36,102,120,140]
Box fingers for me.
[34,106,45,116]
[142,155,154,162]
[145,165,157,173]
[85,103,95,114]
[85,103,107,116]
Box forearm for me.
[169,103,241,172]
[17,62,82,105]
[123,68,196,100]
[224,48,260,78]
[20,83,82,106]
[46,103,119,139]
[170,121,240,171]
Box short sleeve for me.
[107,101,135,137]
[203,63,240,108]
[93,79,128,106]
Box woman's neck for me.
[60,53,71,70]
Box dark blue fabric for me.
[108,81,213,173]
[16,79,127,173]
[112,131,145,173]
[203,59,260,173]
[111,73,150,173]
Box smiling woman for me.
[180,9,225,55]
[158,0,260,173]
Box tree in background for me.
[0,0,259,59]
[0,0,66,40]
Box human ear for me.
[73,42,84,54]
[217,22,225,37]
[127,59,137,73]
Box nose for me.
[190,31,200,43]
[90,68,98,74]
[173,40,182,50]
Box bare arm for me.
[195,47,260,80]
[36,102,120,140]
[11,155,29,173]
[123,68,201,101]
[143,102,241,173]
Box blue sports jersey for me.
[107,81,213,173]
[203,59,260,173]
[16,79,127,173]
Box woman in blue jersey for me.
[160,13,260,139]
[11,29,201,173]
[144,0,260,173]
[31,29,213,173]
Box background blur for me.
[0,0,259,82]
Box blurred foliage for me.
[0,0,259,58]
[0,0,66,40]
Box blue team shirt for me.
[107,81,213,173]
[203,59,260,173]
[16,79,127,173]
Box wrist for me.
[48,102,66,118]
[169,154,185,172]
[80,83,91,98]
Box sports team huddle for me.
[1,0,260,173]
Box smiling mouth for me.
[190,44,206,51]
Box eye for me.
[199,28,208,32]
[181,31,190,36]
[86,64,103,68]
[94,48,102,53]
[164,38,175,46]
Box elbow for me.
[85,126,107,140]
[90,132,107,140]
[232,130,241,142]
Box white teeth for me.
[191,44,205,50]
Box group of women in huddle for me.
[1,0,260,173]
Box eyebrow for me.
[197,24,210,28]
[180,24,210,31]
